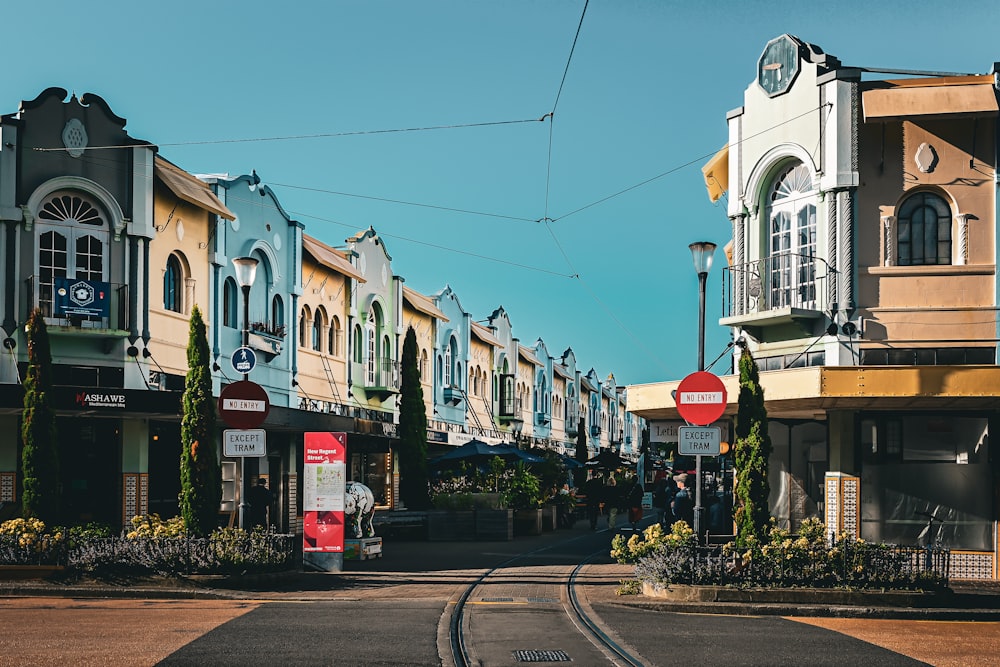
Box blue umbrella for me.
[429,439,543,468]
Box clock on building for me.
[757,34,801,97]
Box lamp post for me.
[688,241,716,542]
[232,256,258,529]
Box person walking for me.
[671,473,693,528]
[624,474,645,532]
[651,472,675,528]
[605,476,620,531]
[247,477,274,529]
[582,473,606,531]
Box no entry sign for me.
[676,371,727,426]
[218,380,270,429]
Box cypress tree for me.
[21,308,59,522]
[396,327,430,509]
[178,305,221,535]
[574,417,588,487]
[733,344,772,546]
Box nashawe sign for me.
[75,390,126,409]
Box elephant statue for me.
[344,481,376,538]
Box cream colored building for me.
[629,35,1000,580]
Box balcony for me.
[721,253,831,337]
[535,411,550,426]
[27,276,129,343]
[590,424,602,438]
[355,358,400,400]
[443,385,464,406]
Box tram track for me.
[447,533,645,667]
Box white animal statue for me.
[344,481,376,539]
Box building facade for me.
[629,35,1000,579]
[0,88,642,532]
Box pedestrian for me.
[582,473,606,531]
[671,473,693,528]
[606,476,620,530]
[247,477,274,529]
[651,473,675,528]
[624,474,644,532]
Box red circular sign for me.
[218,380,271,429]
[675,371,727,426]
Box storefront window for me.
[861,415,990,550]
[350,452,392,508]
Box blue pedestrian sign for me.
[232,346,257,375]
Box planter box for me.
[475,509,513,541]
[427,510,476,541]
[0,565,64,581]
[513,508,543,536]
[541,505,558,532]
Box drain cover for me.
[513,649,571,662]
[480,597,514,602]
[527,597,558,603]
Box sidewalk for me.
[2,522,1000,620]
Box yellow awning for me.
[302,234,366,282]
[403,286,448,321]
[862,76,999,121]
[154,156,235,221]
[701,144,729,203]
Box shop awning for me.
[302,234,366,282]
[403,286,448,321]
[518,345,543,367]
[471,321,503,347]
[862,76,999,121]
[154,156,235,221]
[701,144,729,203]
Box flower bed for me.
[613,518,949,592]
[0,515,295,577]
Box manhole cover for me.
[513,649,571,662]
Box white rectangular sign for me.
[223,429,267,457]
[222,398,267,412]
[650,420,729,443]
[678,426,721,456]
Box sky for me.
[6,1,1000,387]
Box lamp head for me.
[688,241,717,276]
[232,256,259,288]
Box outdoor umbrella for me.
[584,449,623,470]
[429,439,543,470]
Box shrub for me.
[0,517,66,565]
[623,516,949,592]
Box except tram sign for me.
[218,380,270,429]
[675,371,727,426]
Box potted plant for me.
[503,464,544,536]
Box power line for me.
[551,0,590,115]
[32,117,546,152]
[268,182,536,223]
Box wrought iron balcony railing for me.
[722,252,834,319]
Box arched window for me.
[313,308,325,351]
[36,191,108,318]
[329,316,342,356]
[164,255,182,313]
[272,295,284,337]
[223,278,238,328]
[420,349,428,382]
[766,162,817,309]
[443,344,453,387]
[299,307,310,348]
[353,324,364,363]
[897,191,952,266]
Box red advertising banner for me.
[303,432,347,553]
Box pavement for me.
[2,519,1000,621]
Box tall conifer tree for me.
[21,308,58,522]
[397,327,430,509]
[733,345,772,546]
[179,305,221,535]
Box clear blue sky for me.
[7,1,999,386]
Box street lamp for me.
[231,256,258,529]
[688,241,716,542]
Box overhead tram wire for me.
[32,117,546,152]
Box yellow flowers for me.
[0,517,65,555]
[126,514,187,539]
